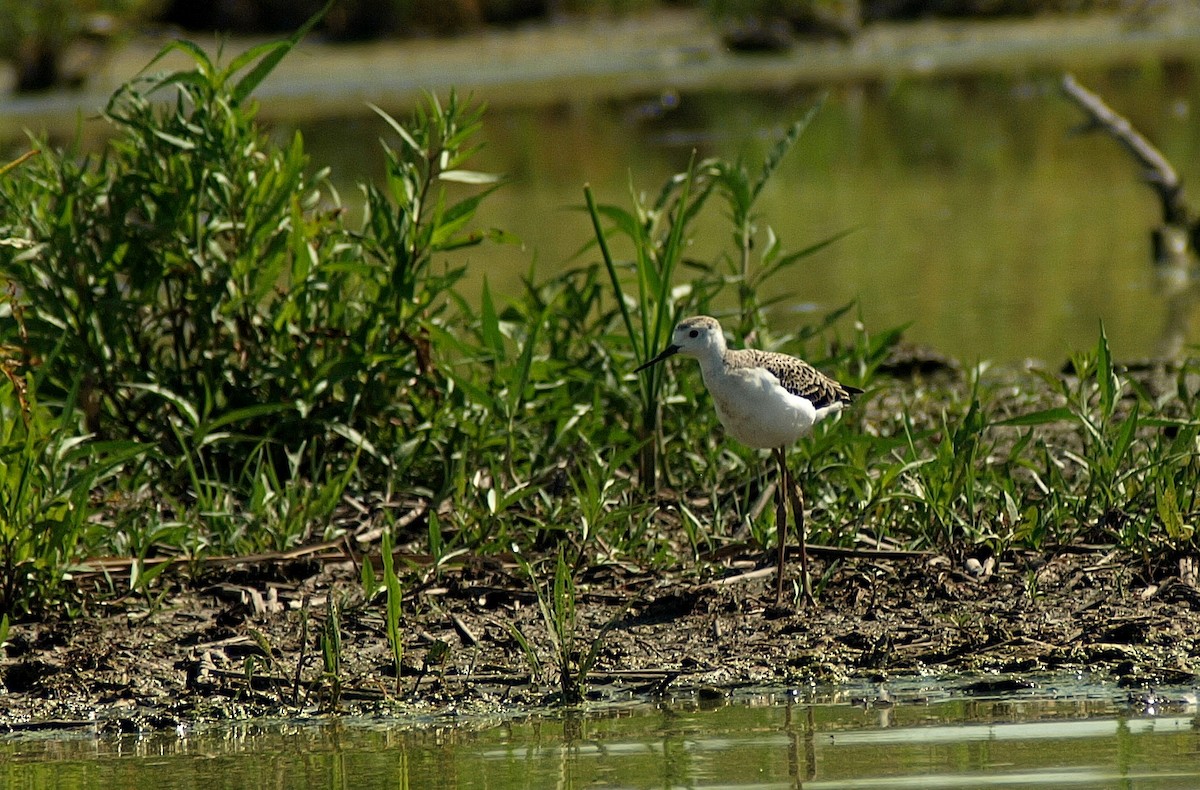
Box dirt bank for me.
[2,514,1197,732]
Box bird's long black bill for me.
[633,344,680,373]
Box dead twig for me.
[1061,73,1188,226]
[1061,72,1200,356]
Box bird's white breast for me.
[703,365,821,449]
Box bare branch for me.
[1060,73,1189,226]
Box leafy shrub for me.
[0,30,503,556]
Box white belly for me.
[703,366,821,449]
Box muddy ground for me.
[4,516,1200,732]
[3,353,1200,731]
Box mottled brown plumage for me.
[728,348,861,413]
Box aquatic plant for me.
[515,548,625,704]
[381,529,406,696]
[319,594,344,709]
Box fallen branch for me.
[704,543,934,589]
[75,538,350,578]
[1061,73,1189,227]
[1061,72,1200,356]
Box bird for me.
[635,315,861,605]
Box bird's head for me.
[634,316,726,372]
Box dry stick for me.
[77,538,349,577]
[705,544,932,590]
[1060,73,1188,226]
[1061,73,1199,356]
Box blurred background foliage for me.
[0,0,1156,92]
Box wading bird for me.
[636,315,860,605]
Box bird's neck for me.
[694,345,727,377]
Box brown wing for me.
[742,349,859,411]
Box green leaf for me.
[479,277,505,361]
[381,529,404,694]
[231,0,334,104]
[150,130,196,151]
[359,553,378,598]
[129,557,172,593]
[505,300,554,420]
[752,98,823,202]
[368,103,421,154]
[760,225,860,279]
[330,423,387,463]
[1157,476,1187,542]
[430,186,502,249]
[585,186,637,363]
[991,407,1076,428]
[125,383,200,429]
[1096,322,1115,418]
[137,39,214,81]
[428,512,444,560]
[482,227,522,246]
[1109,400,1139,467]
[202,403,294,434]
[223,40,284,79]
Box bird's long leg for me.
[774,447,788,605]
[784,460,815,607]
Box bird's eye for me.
[689,329,699,338]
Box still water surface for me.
[4,679,1200,788]
[290,62,1200,364]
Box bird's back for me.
[728,348,859,413]
[692,348,857,448]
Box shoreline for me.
[2,7,1199,137]
[3,503,1196,729]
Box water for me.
[285,62,1200,364]
[3,680,1200,788]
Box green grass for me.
[513,547,627,704]
[0,26,1198,699]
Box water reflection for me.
[3,681,1200,788]
[784,703,819,784]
